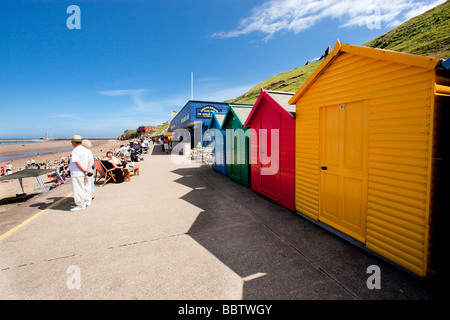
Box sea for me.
[0,140,72,162]
[0,140,43,145]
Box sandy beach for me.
[0,140,73,162]
[0,139,124,213]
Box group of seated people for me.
[100,150,133,184]
[114,142,145,162]
[54,150,131,185]
[105,151,127,168]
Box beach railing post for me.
[56,171,65,183]
[36,176,47,192]
[18,177,25,194]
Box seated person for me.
[104,151,127,168]
[102,151,125,183]
[59,165,67,177]
[115,145,128,160]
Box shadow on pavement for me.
[171,166,447,300]
[151,145,170,156]
[0,193,39,206]
[28,196,73,211]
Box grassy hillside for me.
[228,1,449,105]
[120,129,137,140]
[121,123,169,139]
[153,123,170,135]
[364,0,450,59]
[226,61,321,105]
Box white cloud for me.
[96,88,190,126]
[97,89,153,111]
[212,0,446,39]
[403,0,445,20]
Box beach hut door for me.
[260,114,280,199]
[319,101,369,243]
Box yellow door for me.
[319,100,369,243]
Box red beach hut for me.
[244,89,296,211]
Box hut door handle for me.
[321,166,327,170]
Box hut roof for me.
[222,105,253,129]
[244,89,295,127]
[209,112,226,129]
[289,40,443,105]
[266,90,296,114]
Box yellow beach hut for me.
[289,40,450,277]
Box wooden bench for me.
[124,165,140,181]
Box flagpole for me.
[191,72,193,100]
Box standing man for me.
[69,135,94,212]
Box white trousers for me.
[72,176,92,207]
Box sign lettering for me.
[196,105,220,119]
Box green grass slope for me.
[364,0,450,59]
[228,1,449,105]
[226,61,321,105]
[153,123,170,135]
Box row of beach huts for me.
[169,41,450,278]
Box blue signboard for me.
[170,100,253,148]
[170,101,229,132]
[196,105,220,119]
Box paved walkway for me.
[0,144,446,299]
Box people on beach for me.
[105,150,126,167]
[102,151,125,183]
[115,144,128,160]
[5,163,12,174]
[141,139,149,153]
[59,163,70,177]
[1,138,142,204]
[69,135,94,212]
[164,137,169,154]
[1,167,4,176]
[82,139,96,199]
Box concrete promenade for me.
[0,144,446,300]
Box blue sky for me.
[0,0,444,138]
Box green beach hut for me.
[221,104,253,187]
